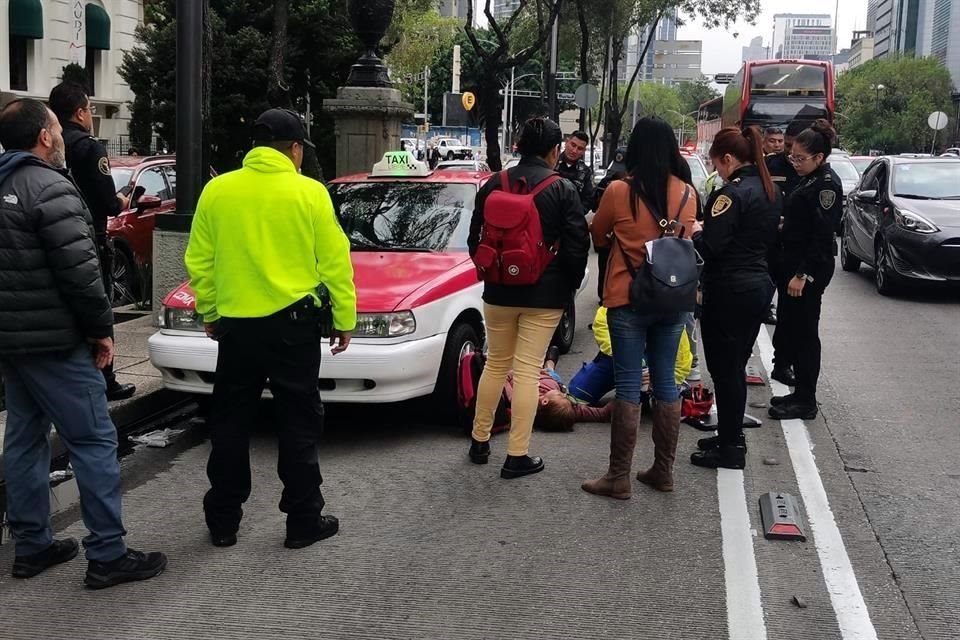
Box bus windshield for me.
[749,63,827,97]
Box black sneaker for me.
[770,393,795,407]
[690,446,746,470]
[770,366,797,386]
[106,382,136,402]
[500,455,544,479]
[210,532,237,547]
[285,515,340,549]
[545,345,561,365]
[696,434,747,452]
[768,401,818,421]
[84,548,167,590]
[12,538,79,578]
[469,439,490,465]
[763,306,778,325]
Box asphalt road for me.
[0,256,956,640]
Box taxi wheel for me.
[435,322,480,424]
[552,298,576,355]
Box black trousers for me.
[97,236,119,387]
[770,278,791,370]
[701,278,775,446]
[596,247,610,303]
[776,283,826,403]
[203,299,326,535]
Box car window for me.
[893,162,960,199]
[162,166,177,199]
[830,156,860,183]
[137,167,171,200]
[685,156,707,184]
[112,168,134,192]
[329,182,476,251]
[860,162,883,192]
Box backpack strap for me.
[528,173,562,196]
[498,170,510,193]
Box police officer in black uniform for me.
[768,119,842,421]
[690,126,781,470]
[556,131,595,213]
[764,119,808,382]
[49,82,135,401]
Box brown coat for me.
[592,177,698,309]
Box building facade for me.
[742,35,769,64]
[493,0,521,20]
[2,0,141,143]
[930,0,960,87]
[772,14,835,60]
[438,0,470,21]
[848,31,876,69]
[620,8,680,83]
[650,40,702,85]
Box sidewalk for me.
[0,312,187,481]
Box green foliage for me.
[836,56,955,154]
[386,10,460,108]
[675,78,719,114]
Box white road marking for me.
[756,328,879,640]
[718,467,769,640]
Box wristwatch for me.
[796,273,815,283]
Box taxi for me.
[147,151,584,411]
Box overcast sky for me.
[677,0,869,76]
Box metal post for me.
[508,66,516,151]
[173,0,203,220]
[547,17,559,121]
[305,69,312,137]
[423,66,430,128]
[501,75,509,155]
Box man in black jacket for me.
[556,130,595,213]
[49,82,135,401]
[0,99,165,588]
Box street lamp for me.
[667,109,699,145]
[501,70,540,153]
[873,83,886,111]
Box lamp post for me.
[501,71,540,153]
[873,83,886,111]
[668,109,699,145]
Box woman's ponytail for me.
[742,126,777,202]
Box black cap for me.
[253,108,315,148]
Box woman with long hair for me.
[582,117,698,498]
[689,126,781,469]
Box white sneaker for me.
[686,365,702,383]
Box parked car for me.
[147,151,587,413]
[434,159,491,173]
[850,155,874,174]
[841,156,960,295]
[433,137,473,160]
[829,153,862,208]
[680,150,710,205]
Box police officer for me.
[49,82,135,401]
[185,108,357,549]
[690,126,781,470]
[768,119,841,422]
[764,119,808,376]
[763,126,785,156]
[556,130,595,213]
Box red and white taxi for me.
[148,152,584,410]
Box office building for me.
[848,30,876,69]
[1,0,140,142]
[873,0,931,58]
[742,35,770,64]
[931,0,960,87]
[620,7,680,83]
[649,40,702,85]
[438,0,470,21]
[493,0,521,20]
[772,14,835,59]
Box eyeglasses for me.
[788,154,816,164]
[82,105,97,115]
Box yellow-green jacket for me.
[591,306,693,384]
[185,147,357,330]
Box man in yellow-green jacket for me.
[185,108,356,551]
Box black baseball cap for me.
[253,108,315,148]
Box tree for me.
[386,8,460,110]
[675,77,719,115]
[836,56,954,154]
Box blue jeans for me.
[568,352,615,405]
[608,306,684,403]
[0,345,127,561]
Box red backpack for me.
[472,170,561,285]
[457,350,511,434]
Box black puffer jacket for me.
[0,152,113,355]
[468,156,590,309]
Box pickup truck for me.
[434,137,473,160]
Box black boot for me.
[770,366,796,386]
[468,439,490,465]
[763,305,777,325]
[209,531,238,547]
[690,445,746,470]
[12,538,79,578]
[284,515,340,549]
[770,393,796,407]
[84,548,167,589]
[500,455,544,479]
[545,345,561,365]
[697,433,747,452]
[106,380,136,401]
[768,399,817,420]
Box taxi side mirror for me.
[855,189,879,204]
[136,194,162,213]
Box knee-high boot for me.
[581,400,641,500]
[635,399,681,492]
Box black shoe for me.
[210,532,237,547]
[284,515,340,549]
[500,455,544,479]
[690,446,746,469]
[763,306,778,325]
[12,538,79,578]
[106,382,136,401]
[770,366,797,386]
[469,439,490,465]
[768,401,818,421]
[84,548,167,590]
[696,434,746,451]
[545,345,561,365]
[770,393,795,407]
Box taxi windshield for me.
[330,181,476,252]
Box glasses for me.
[788,154,816,164]
[82,105,97,115]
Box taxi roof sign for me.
[370,151,432,178]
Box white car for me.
[148,152,585,410]
[435,160,491,173]
[433,137,473,161]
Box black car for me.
[841,156,960,295]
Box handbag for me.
[615,184,703,314]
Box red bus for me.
[696,97,723,156]
[721,59,835,130]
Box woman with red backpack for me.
[466,117,590,479]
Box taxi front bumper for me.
[147,330,447,403]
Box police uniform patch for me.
[98,157,111,176]
[711,195,733,217]
[819,190,836,209]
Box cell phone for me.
[119,185,133,196]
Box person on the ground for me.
[467,116,590,479]
[185,108,357,550]
[768,119,842,422]
[689,126,781,470]
[48,82,135,402]
[763,127,785,156]
[556,130,595,213]
[583,117,698,498]
[0,99,167,588]
[592,147,627,303]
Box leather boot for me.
[635,399,681,492]
[581,400,640,500]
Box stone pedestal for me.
[152,228,191,323]
[324,86,414,177]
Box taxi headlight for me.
[162,306,205,332]
[355,311,416,337]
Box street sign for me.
[461,91,476,111]
[928,111,949,130]
[573,83,600,109]
[759,492,806,541]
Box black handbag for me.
[615,185,703,314]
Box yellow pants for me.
[471,303,563,456]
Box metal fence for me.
[101,135,171,158]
